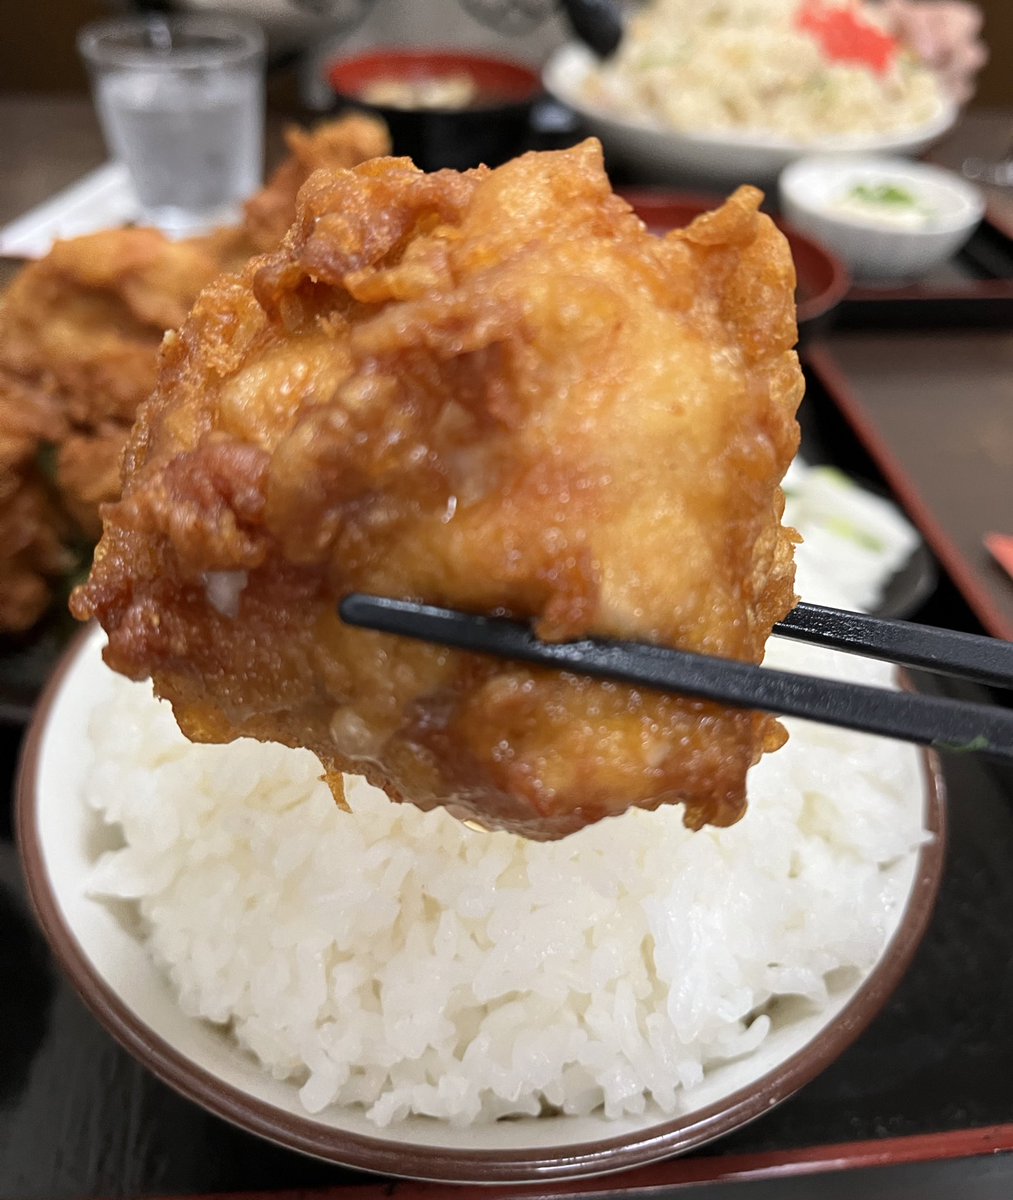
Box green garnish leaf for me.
[36,441,59,485]
[824,515,885,553]
[813,466,856,489]
[849,182,918,208]
[933,735,992,755]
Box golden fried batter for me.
[0,114,389,634]
[74,141,803,839]
[0,227,224,634]
[0,384,73,634]
[0,228,223,430]
[215,114,393,263]
[56,426,128,542]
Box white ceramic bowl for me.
[17,625,945,1184]
[779,156,985,281]
[543,43,957,189]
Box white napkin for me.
[0,163,140,260]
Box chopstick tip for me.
[339,593,371,627]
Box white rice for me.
[85,636,927,1127]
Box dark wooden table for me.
[2,94,1013,1200]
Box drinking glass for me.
[79,14,266,237]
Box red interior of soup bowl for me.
[327,49,541,109]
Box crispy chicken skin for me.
[0,227,222,431]
[0,115,390,634]
[248,116,393,249]
[74,141,803,840]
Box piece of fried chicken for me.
[0,114,391,524]
[0,225,226,590]
[0,383,74,634]
[74,141,803,840]
[0,114,390,633]
[0,226,225,432]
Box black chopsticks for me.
[339,594,1013,764]
[776,602,1013,689]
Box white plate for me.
[17,624,945,1183]
[543,43,958,188]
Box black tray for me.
[0,618,75,726]
[835,209,1013,331]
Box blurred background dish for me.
[780,155,986,281]
[326,48,540,170]
[780,459,931,615]
[77,14,266,237]
[545,42,958,188]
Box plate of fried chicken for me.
[0,113,391,718]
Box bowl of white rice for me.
[17,623,943,1183]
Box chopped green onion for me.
[824,515,886,553]
[849,182,919,208]
[934,735,992,755]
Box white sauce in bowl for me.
[829,182,936,230]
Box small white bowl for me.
[543,43,957,190]
[779,156,985,282]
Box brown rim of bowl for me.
[15,625,946,1185]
